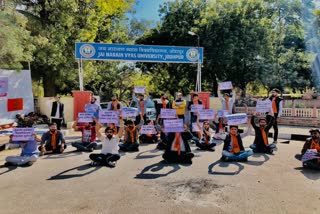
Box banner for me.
[140,125,155,134]
[78,112,94,123]
[192,122,203,132]
[0,76,8,97]
[12,127,34,141]
[122,107,138,117]
[134,86,146,94]
[164,119,184,132]
[217,110,229,117]
[160,108,177,119]
[226,113,248,125]
[301,149,320,162]
[190,104,204,112]
[218,81,233,90]
[99,110,119,124]
[7,98,23,112]
[198,109,214,120]
[255,100,272,113]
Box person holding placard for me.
[155,94,171,123]
[71,119,100,152]
[267,88,283,144]
[250,112,277,154]
[188,93,202,123]
[119,120,143,152]
[107,94,122,111]
[132,91,150,125]
[50,96,64,130]
[172,92,187,121]
[196,119,216,151]
[139,120,159,144]
[298,129,320,170]
[213,115,227,140]
[5,133,40,166]
[39,123,67,155]
[221,120,253,162]
[217,87,236,114]
[85,96,102,118]
[89,117,124,167]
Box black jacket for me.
[251,115,274,152]
[223,134,245,153]
[51,101,64,118]
[165,131,197,153]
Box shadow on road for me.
[47,163,101,180]
[42,150,83,160]
[135,161,181,179]
[0,165,18,175]
[294,166,320,180]
[208,160,245,175]
[135,149,161,159]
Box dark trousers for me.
[139,135,158,144]
[38,144,67,154]
[119,142,139,151]
[89,153,120,165]
[135,114,147,125]
[51,118,63,130]
[177,114,185,122]
[267,113,278,141]
[71,142,98,151]
[196,142,216,150]
[162,151,194,164]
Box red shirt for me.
[78,126,96,143]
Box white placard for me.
[122,107,138,117]
[255,100,272,113]
[192,122,203,132]
[226,113,248,125]
[0,76,8,97]
[78,112,93,123]
[163,119,184,132]
[217,110,229,117]
[218,81,233,90]
[301,149,320,162]
[99,110,119,124]
[140,125,155,134]
[134,86,146,94]
[190,104,204,112]
[198,109,215,120]
[160,108,177,119]
[12,128,34,141]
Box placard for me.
[122,107,138,117]
[198,109,214,120]
[0,76,8,97]
[99,110,119,123]
[192,122,203,132]
[217,110,229,117]
[140,125,155,134]
[190,104,204,112]
[160,108,177,119]
[134,86,146,94]
[226,113,248,125]
[78,112,94,123]
[163,119,184,132]
[255,100,272,113]
[12,127,34,141]
[7,98,23,112]
[301,149,320,162]
[218,81,233,90]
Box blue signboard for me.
[75,42,203,63]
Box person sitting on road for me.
[221,120,253,162]
[299,129,320,170]
[89,117,124,167]
[39,122,67,155]
[139,120,159,144]
[213,115,227,140]
[250,111,276,154]
[119,120,142,152]
[196,119,216,151]
[5,133,40,166]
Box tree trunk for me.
[43,76,56,97]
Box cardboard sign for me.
[163,119,184,132]
[192,122,203,132]
[190,104,204,112]
[217,110,229,117]
[12,128,34,141]
[134,86,146,94]
[99,110,119,124]
[226,113,248,125]
[140,125,155,134]
[301,149,320,162]
[122,107,138,117]
[256,100,272,113]
[218,81,233,90]
[7,98,23,112]
[198,109,215,120]
[78,112,94,123]
[160,108,177,119]
[0,76,8,97]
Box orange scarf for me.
[112,100,120,110]
[108,124,117,135]
[139,101,145,116]
[127,126,136,144]
[260,128,268,145]
[219,121,223,132]
[272,97,278,113]
[50,130,58,150]
[225,97,229,110]
[193,99,198,105]
[174,132,182,155]
[231,134,240,153]
[162,99,167,108]
[310,140,320,152]
[203,129,210,144]
[197,131,202,140]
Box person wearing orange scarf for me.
[119,120,142,152]
[139,120,159,144]
[107,94,122,111]
[132,92,151,125]
[213,116,227,140]
[217,86,236,114]
[155,94,171,125]
[250,111,277,154]
[195,120,216,151]
[221,121,253,162]
[188,94,203,124]
[39,123,66,155]
[298,129,320,170]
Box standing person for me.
[267,88,283,144]
[85,96,102,118]
[299,129,320,170]
[107,94,122,111]
[89,117,124,167]
[188,94,202,123]
[5,133,40,166]
[221,120,253,162]
[172,92,187,121]
[217,88,236,114]
[132,92,151,125]
[39,123,67,155]
[250,112,277,154]
[50,96,64,130]
[196,119,216,151]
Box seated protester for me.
[250,111,276,154]
[299,129,320,170]
[162,124,198,164]
[119,120,143,152]
[213,115,227,140]
[196,119,216,151]
[155,123,168,150]
[139,120,159,144]
[89,117,124,167]
[5,133,40,166]
[221,120,253,162]
[71,119,99,152]
[39,122,67,155]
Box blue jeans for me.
[250,143,276,153]
[71,142,98,152]
[222,150,253,161]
